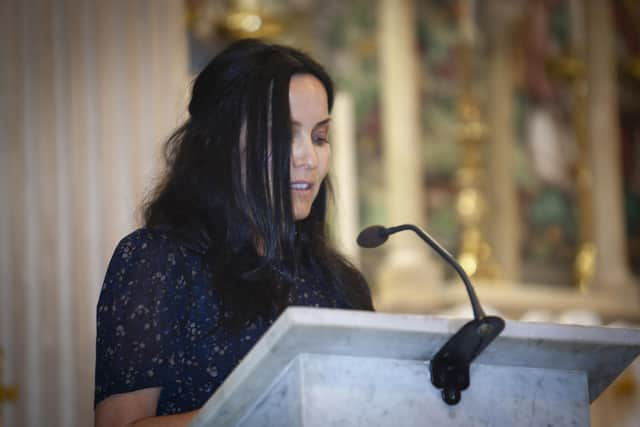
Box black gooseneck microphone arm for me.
[357,224,505,405]
[384,224,485,321]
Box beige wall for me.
[0,1,189,425]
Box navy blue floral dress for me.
[95,228,351,415]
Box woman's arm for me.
[95,387,198,427]
[96,230,202,426]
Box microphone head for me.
[357,225,389,248]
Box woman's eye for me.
[313,136,329,145]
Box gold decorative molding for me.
[547,53,596,292]
[454,0,500,281]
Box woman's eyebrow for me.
[312,118,331,132]
[314,118,331,128]
[290,118,331,129]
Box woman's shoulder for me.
[113,226,208,259]
[100,227,217,316]
[104,227,210,293]
[115,227,169,251]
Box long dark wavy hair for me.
[142,39,373,327]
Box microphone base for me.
[430,316,505,405]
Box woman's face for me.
[288,74,331,221]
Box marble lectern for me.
[190,307,640,427]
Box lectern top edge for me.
[283,306,640,346]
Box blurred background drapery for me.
[0,1,188,425]
[1,0,639,426]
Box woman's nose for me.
[291,137,318,169]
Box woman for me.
[94,39,374,426]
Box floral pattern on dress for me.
[95,228,349,415]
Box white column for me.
[376,0,441,309]
[330,92,361,265]
[486,0,521,282]
[585,0,633,291]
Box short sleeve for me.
[94,229,187,407]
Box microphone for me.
[358,224,485,320]
[356,225,389,248]
[357,224,505,405]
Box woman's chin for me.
[293,206,311,221]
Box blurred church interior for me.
[1,0,639,426]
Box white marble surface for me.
[238,354,589,427]
[190,307,640,427]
